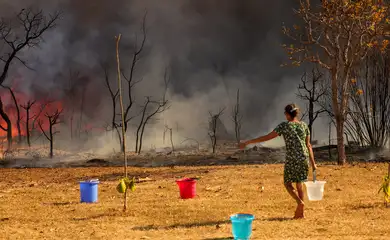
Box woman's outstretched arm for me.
[241,131,279,147]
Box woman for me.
[240,104,317,219]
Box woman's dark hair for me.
[284,103,300,118]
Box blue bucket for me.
[79,179,99,203]
[230,213,255,240]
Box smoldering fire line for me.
[0,0,310,153]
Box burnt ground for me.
[0,144,389,169]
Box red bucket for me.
[176,178,197,199]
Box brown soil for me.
[0,163,389,239]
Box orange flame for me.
[0,87,63,138]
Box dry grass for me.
[0,163,389,240]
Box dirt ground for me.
[0,163,389,240]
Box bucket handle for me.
[313,170,317,182]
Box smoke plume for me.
[1,0,317,153]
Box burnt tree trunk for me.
[209,116,218,154]
[21,100,35,148]
[135,99,149,153]
[138,122,147,154]
[38,109,62,159]
[297,68,326,141]
[0,98,12,149]
[211,135,217,154]
[6,88,22,144]
[232,89,242,145]
[136,98,168,154]
[115,125,123,152]
[49,123,53,158]
[169,127,174,152]
[26,108,31,147]
[102,64,121,151]
[208,108,225,154]
[138,109,157,154]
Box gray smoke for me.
[1,0,317,152]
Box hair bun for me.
[290,107,298,113]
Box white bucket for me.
[304,181,326,201]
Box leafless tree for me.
[231,89,243,145]
[0,97,11,149]
[20,100,36,147]
[208,107,225,154]
[296,67,327,140]
[101,63,122,147]
[320,51,390,149]
[102,64,118,130]
[0,8,60,149]
[1,86,22,144]
[346,51,390,148]
[164,124,174,152]
[121,12,147,133]
[101,13,147,153]
[135,67,170,154]
[181,137,200,152]
[31,102,48,134]
[135,97,169,154]
[38,108,62,158]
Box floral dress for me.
[274,121,310,183]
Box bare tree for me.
[322,51,390,149]
[208,107,225,154]
[20,100,36,147]
[121,12,147,133]
[296,67,327,140]
[164,125,174,152]
[231,89,243,145]
[181,137,200,152]
[101,63,122,147]
[38,109,62,158]
[0,8,60,149]
[0,97,11,149]
[101,13,147,153]
[31,102,48,136]
[135,67,170,154]
[1,86,22,144]
[135,97,169,154]
[346,51,390,148]
[102,64,118,130]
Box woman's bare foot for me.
[294,202,305,219]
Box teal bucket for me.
[230,214,255,240]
